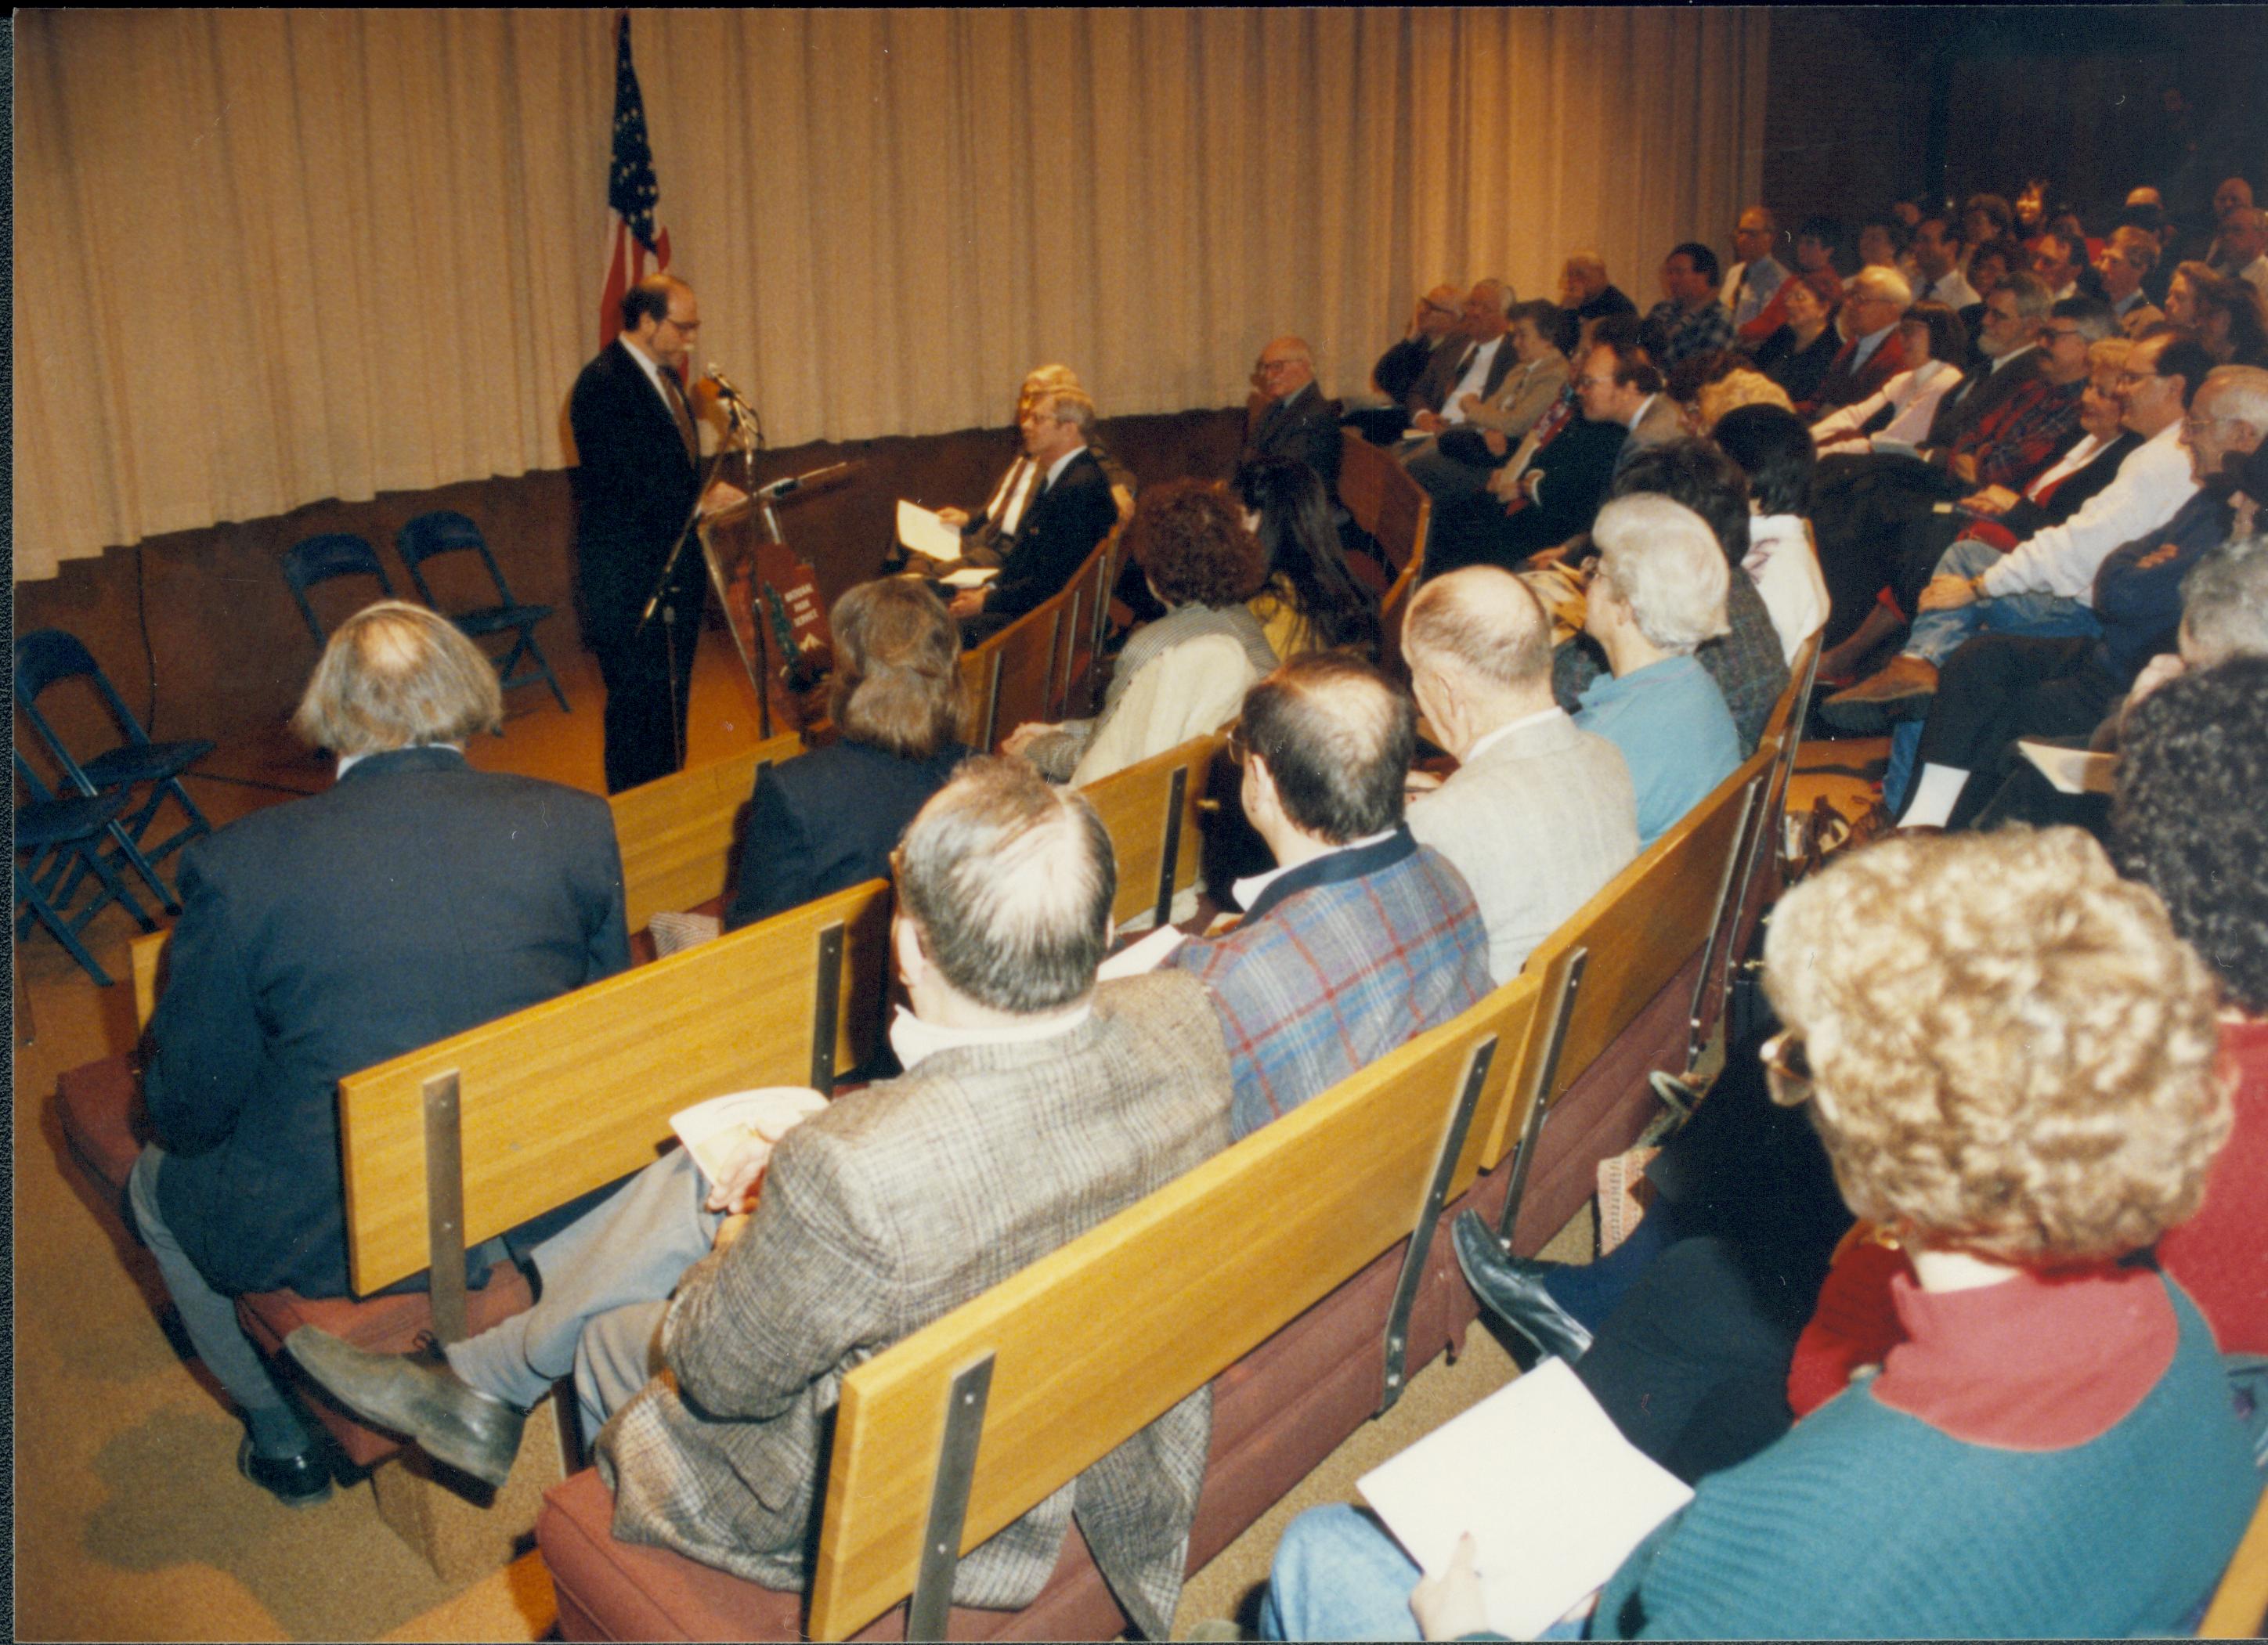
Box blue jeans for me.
[1259,1504,1589,1640]
[1901,538,2101,669]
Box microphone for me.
[706,363,748,403]
[755,460,856,502]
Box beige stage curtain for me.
[14,8,1767,581]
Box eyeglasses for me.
[1256,359,1301,376]
[2115,368,2165,388]
[664,316,702,334]
[1760,1029,1813,1109]
[2041,326,2086,343]
[1226,721,1253,767]
[2183,413,2228,437]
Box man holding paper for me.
[287,758,1233,1636]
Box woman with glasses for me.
[1255,827,2258,1640]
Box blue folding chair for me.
[16,752,160,986]
[395,511,572,712]
[15,628,215,914]
[282,532,395,645]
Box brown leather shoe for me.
[1822,655,1941,734]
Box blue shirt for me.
[1575,655,1740,846]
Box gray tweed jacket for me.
[594,971,1234,1636]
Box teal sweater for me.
[1594,1279,2257,1640]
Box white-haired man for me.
[290,756,1233,1636]
[135,602,630,1507]
[1573,496,1740,845]
[1403,568,1638,979]
[1809,265,1913,414]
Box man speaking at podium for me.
[571,273,746,794]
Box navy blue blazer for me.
[986,448,1119,623]
[144,747,630,1297]
[569,339,706,655]
[724,738,971,932]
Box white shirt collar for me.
[1460,705,1566,767]
[1988,341,2039,374]
[1042,443,1085,489]
[887,1000,1093,1072]
[336,742,463,779]
[619,333,677,408]
[1850,321,1897,369]
[1626,394,1659,432]
[1233,828,1397,914]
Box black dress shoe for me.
[1451,1209,1594,1363]
[237,1435,333,1509]
[285,1326,525,1488]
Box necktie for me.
[660,367,699,465]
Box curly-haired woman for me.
[1007,479,1277,787]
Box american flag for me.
[598,11,672,349]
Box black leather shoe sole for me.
[1818,687,1934,736]
[1451,1209,1595,1363]
[238,1435,333,1509]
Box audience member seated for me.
[1805,265,1914,417]
[1569,495,1740,846]
[1425,329,1667,579]
[1958,192,2017,272]
[2168,258,2268,367]
[1954,236,2018,364]
[1748,272,1843,410]
[2097,224,2169,336]
[1808,300,1967,456]
[1721,204,1788,332]
[1255,827,2260,1642]
[291,757,1233,1638]
[1555,252,1638,359]
[135,602,630,1507]
[1243,336,1345,502]
[1401,568,1638,983]
[1855,214,1909,273]
[724,579,970,931]
[1403,280,1520,449]
[1162,655,1490,1138]
[2216,205,2268,305]
[1555,441,1790,757]
[1826,334,2216,735]
[1735,214,1845,348]
[1640,243,1737,371]
[1690,366,1793,431]
[1907,211,1978,310]
[1233,456,1382,660]
[1368,283,1464,409]
[952,385,1121,645]
[1714,403,1831,662]
[1403,301,1572,507]
[2113,655,2268,1353]
[2029,225,2090,301]
[1008,480,1274,786]
[1890,363,2264,829]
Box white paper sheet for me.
[2017,739,2118,796]
[897,500,966,564]
[1357,1358,1693,1639]
[670,1086,829,1190]
[1096,925,1188,981]
[941,566,999,590]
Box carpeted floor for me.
[13,617,1887,1640]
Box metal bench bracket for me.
[1379,1032,1497,1415]
[906,1352,995,1640]
[422,1070,471,1344]
[1494,947,1588,1247]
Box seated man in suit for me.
[1424,332,1677,579]
[1804,265,1912,417]
[1165,654,1492,1138]
[1556,252,1639,359]
[289,758,1233,1636]
[1403,568,1638,983]
[1573,495,1742,846]
[1401,279,1521,438]
[952,385,1121,646]
[1244,335,1345,503]
[134,602,630,1507]
[1402,301,1572,508]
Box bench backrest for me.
[806,969,1544,1640]
[610,733,806,933]
[334,878,892,1296]
[1056,526,1121,715]
[126,738,813,1031]
[957,536,1115,751]
[2205,1481,2268,1636]
[1483,742,1774,1169]
[1076,731,1224,928]
[1339,427,1430,576]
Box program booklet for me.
[1356,1358,1693,1638]
[670,1087,830,1192]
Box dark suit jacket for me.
[144,747,630,1297]
[1407,335,1519,417]
[1923,348,2047,453]
[724,738,970,932]
[1556,286,1638,358]
[569,340,706,655]
[1242,381,1345,497]
[1808,330,1911,415]
[1374,335,1446,403]
[985,448,1118,622]
[1427,417,1627,578]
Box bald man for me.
[1244,336,1345,499]
[1403,568,1638,981]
